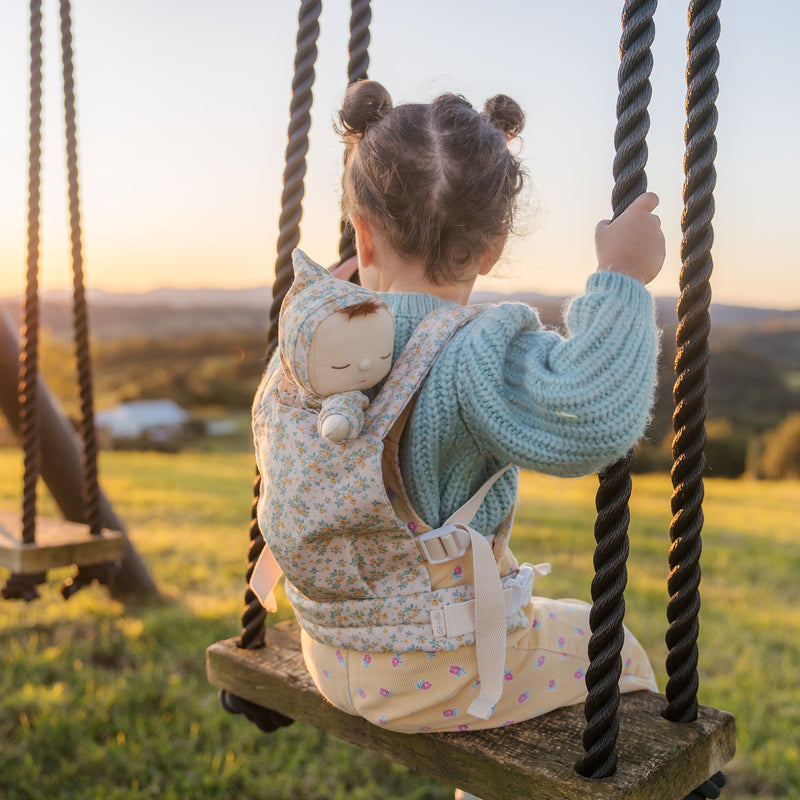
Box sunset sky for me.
[1,1,798,309]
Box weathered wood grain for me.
[207,621,735,799]
[0,510,126,573]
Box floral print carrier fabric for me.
[253,303,534,653]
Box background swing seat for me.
[0,510,125,575]
[206,620,735,800]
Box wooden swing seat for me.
[206,620,735,800]
[0,510,126,574]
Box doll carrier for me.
[251,303,547,719]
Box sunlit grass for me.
[1,447,798,798]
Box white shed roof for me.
[96,400,190,436]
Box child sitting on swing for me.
[252,78,664,734]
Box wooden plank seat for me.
[206,621,735,800]
[0,510,126,574]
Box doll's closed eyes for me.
[307,306,394,397]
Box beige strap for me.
[365,305,480,440]
[439,464,512,720]
[445,465,510,528]
[464,526,506,719]
[250,544,283,613]
[430,563,548,639]
[416,466,511,565]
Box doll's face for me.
[306,307,394,396]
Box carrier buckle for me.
[506,563,535,615]
[506,562,551,615]
[417,523,472,564]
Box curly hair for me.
[337,80,526,285]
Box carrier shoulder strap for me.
[364,304,480,440]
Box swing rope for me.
[664,0,721,724]
[241,0,323,653]
[21,0,44,550]
[267,0,322,362]
[224,0,374,734]
[240,0,373,655]
[337,0,372,264]
[3,0,47,602]
[576,0,656,779]
[222,0,323,733]
[58,0,112,598]
[3,0,109,602]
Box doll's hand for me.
[595,192,665,285]
[320,413,354,443]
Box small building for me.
[96,400,192,451]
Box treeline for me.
[634,336,800,479]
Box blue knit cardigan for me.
[380,270,659,537]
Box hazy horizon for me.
[3,280,798,314]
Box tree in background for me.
[758,413,800,480]
[704,419,749,478]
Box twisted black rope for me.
[239,0,321,655]
[664,0,721,725]
[241,469,268,650]
[60,0,100,538]
[57,0,116,599]
[576,0,656,779]
[684,771,727,799]
[578,451,634,778]
[266,0,322,360]
[4,0,46,602]
[20,0,43,548]
[228,0,323,730]
[345,0,371,85]
[337,0,372,264]
[611,1,656,215]
[218,687,293,733]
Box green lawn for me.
[1,448,798,799]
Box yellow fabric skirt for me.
[301,594,657,733]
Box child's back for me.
[253,79,665,732]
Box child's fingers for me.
[633,191,659,213]
[598,192,659,232]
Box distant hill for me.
[3,286,799,349]
[1,289,271,342]
[14,286,274,309]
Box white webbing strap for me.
[463,525,506,719]
[430,562,548,638]
[437,465,511,720]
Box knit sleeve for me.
[456,271,660,477]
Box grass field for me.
[1,447,798,799]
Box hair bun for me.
[339,79,392,136]
[483,94,525,141]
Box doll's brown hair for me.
[340,298,384,319]
[338,80,526,285]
